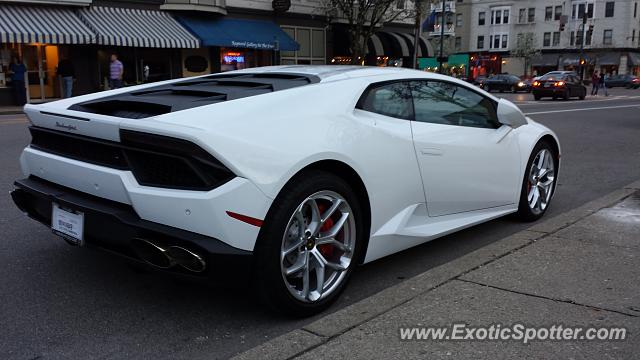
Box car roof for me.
[228,65,426,82]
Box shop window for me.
[281,26,326,65]
[184,56,208,73]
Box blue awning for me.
[177,16,299,51]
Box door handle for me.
[421,147,443,156]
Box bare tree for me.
[510,32,540,77]
[320,0,414,64]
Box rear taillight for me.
[533,81,540,87]
[555,81,565,87]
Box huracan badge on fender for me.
[11,65,560,316]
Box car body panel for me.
[17,66,561,264]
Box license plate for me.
[52,203,84,245]
[544,83,551,87]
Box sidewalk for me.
[234,180,640,359]
[0,106,24,115]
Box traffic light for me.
[560,23,565,31]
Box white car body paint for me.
[19,66,560,263]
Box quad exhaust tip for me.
[131,238,206,273]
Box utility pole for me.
[438,0,446,73]
[578,12,586,80]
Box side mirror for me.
[496,98,528,129]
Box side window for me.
[410,81,500,129]
[357,81,413,120]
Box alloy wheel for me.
[527,149,555,214]
[280,191,356,303]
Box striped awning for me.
[367,32,434,58]
[0,4,94,44]
[78,6,200,48]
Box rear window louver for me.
[68,72,319,119]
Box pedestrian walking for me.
[57,58,75,98]
[600,72,609,96]
[109,53,124,89]
[591,71,600,95]
[8,57,27,105]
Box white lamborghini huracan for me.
[12,66,559,315]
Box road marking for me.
[514,95,640,105]
[524,104,640,115]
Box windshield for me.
[540,74,565,81]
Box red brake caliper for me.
[317,203,335,258]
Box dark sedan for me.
[532,72,587,100]
[481,74,530,93]
[605,74,640,89]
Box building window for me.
[455,36,461,50]
[554,6,562,20]
[570,31,575,45]
[493,35,500,48]
[605,2,615,17]
[519,8,526,23]
[585,29,592,45]
[576,30,583,46]
[281,26,326,65]
[573,3,594,19]
[545,6,552,20]
[502,34,508,48]
[489,35,493,48]
[503,9,509,23]
[477,35,485,49]
[633,29,636,43]
[543,32,551,47]
[479,12,485,25]
[456,14,462,27]
[528,8,536,22]
[552,31,560,46]
[491,10,501,24]
[603,29,613,45]
[635,2,638,17]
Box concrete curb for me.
[231,180,640,360]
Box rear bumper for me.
[11,176,253,276]
[532,88,566,96]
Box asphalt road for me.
[1,88,639,359]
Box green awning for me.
[447,54,469,67]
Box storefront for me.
[468,53,503,81]
[629,53,640,76]
[0,4,95,105]
[78,6,200,89]
[530,53,560,77]
[177,16,299,72]
[418,54,468,78]
[331,27,433,67]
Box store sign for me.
[231,41,276,49]
[272,0,291,12]
[223,52,245,63]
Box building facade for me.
[0,0,431,105]
[457,0,640,79]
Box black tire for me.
[579,90,586,100]
[516,141,559,222]
[563,90,570,100]
[252,170,365,317]
[533,94,541,101]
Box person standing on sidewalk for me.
[57,58,75,98]
[109,54,124,89]
[599,72,609,96]
[8,57,27,105]
[591,71,600,95]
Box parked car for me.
[532,71,587,100]
[11,66,561,316]
[481,74,531,93]
[604,74,640,89]
[471,75,487,87]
